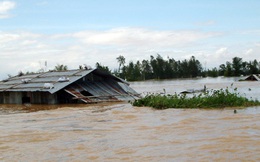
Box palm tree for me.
[116,55,125,72]
[54,64,68,71]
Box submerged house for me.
[239,74,260,81]
[0,69,139,104]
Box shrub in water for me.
[132,87,260,109]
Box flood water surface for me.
[1,77,260,161]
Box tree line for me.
[101,54,260,81]
[113,54,203,81]
[9,55,260,81]
[206,57,260,77]
[103,54,260,81]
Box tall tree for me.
[164,58,174,79]
[224,61,232,76]
[150,55,158,79]
[219,64,226,76]
[180,59,189,78]
[155,54,165,79]
[232,57,243,76]
[133,61,142,80]
[116,55,126,73]
[125,61,135,81]
[188,56,202,77]
[247,60,259,74]
[141,60,152,80]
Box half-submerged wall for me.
[0,91,57,104]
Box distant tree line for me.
[8,55,260,82]
[112,54,203,81]
[206,57,260,77]
[103,55,260,81]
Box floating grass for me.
[132,86,260,109]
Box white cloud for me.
[0,1,16,19]
[1,28,260,79]
[72,28,219,48]
[245,49,253,55]
[242,45,260,62]
[240,30,260,35]
[216,47,228,55]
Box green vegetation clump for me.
[132,87,260,109]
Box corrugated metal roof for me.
[0,69,97,94]
[0,68,140,104]
[64,80,138,103]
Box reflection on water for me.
[1,77,260,161]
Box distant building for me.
[239,74,260,81]
[0,69,139,104]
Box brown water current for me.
[1,77,260,161]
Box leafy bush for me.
[132,87,260,109]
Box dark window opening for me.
[22,97,31,104]
[57,90,78,104]
[80,90,92,96]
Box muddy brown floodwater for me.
[1,77,260,161]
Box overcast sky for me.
[0,0,260,79]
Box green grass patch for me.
[132,87,260,109]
